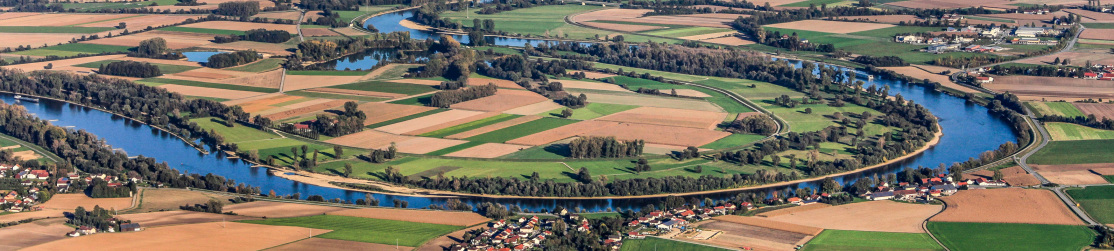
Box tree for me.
[333,145,343,157]
[560,108,573,118]
[993,169,1003,181]
[343,163,353,177]
[694,165,703,173]
[136,37,169,57]
[804,108,813,114]
[577,167,592,183]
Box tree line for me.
[568,136,644,158]
[206,50,262,68]
[429,83,497,108]
[215,29,292,43]
[98,61,162,78]
[214,1,259,17]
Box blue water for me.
[182,51,226,63]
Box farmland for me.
[1044,122,1114,141]
[74,60,199,75]
[1029,139,1114,164]
[932,188,1083,225]
[240,215,464,247]
[621,238,729,251]
[1027,102,1085,117]
[11,43,134,57]
[1066,186,1114,224]
[439,5,678,44]
[927,222,1094,251]
[801,230,943,251]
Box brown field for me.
[679,31,736,41]
[506,120,619,146]
[0,13,136,27]
[12,150,41,160]
[282,74,363,91]
[833,15,919,24]
[984,75,1114,100]
[0,210,66,224]
[557,79,631,92]
[694,220,812,251]
[375,109,486,134]
[567,70,616,79]
[1066,9,1114,22]
[446,115,542,139]
[882,65,980,94]
[83,30,214,49]
[624,15,737,28]
[1075,103,1114,119]
[702,36,755,46]
[750,0,808,6]
[359,102,438,125]
[569,9,650,23]
[885,0,1012,9]
[198,0,275,8]
[451,90,549,112]
[325,129,415,149]
[756,203,832,217]
[1016,51,1114,67]
[417,225,485,251]
[584,122,731,147]
[595,107,727,130]
[25,222,324,251]
[1081,29,1114,40]
[41,194,133,211]
[404,112,501,136]
[332,27,370,36]
[978,11,1068,21]
[933,188,1084,225]
[0,12,42,20]
[0,218,72,250]
[143,4,218,11]
[1033,164,1112,185]
[180,21,296,33]
[569,91,725,112]
[326,207,489,226]
[79,14,205,28]
[765,20,893,34]
[389,78,444,86]
[160,84,265,99]
[963,166,1041,186]
[252,11,303,21]
[671,89,712,97]
[272,238,410,251]
[262,99,349,121]
[230,94,302,113]
[680,13,751,19]
[129,188,234,213]
[302,28,340,37]
[443,143,528,158]
[502,101,565,115]
[467,77,523,89]
[642,143,710,155]
[198,41,295,55]
[713,215,823,235]
[307,87,408,99]
[119,210,256,228]
[0,33,96,50]
[765,201,943,233]
[222,201,347,218]
[217,69,284,88]
[391,136,470,154]
[581,21,665,32]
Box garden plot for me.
[764,20,894,34]
[325,129,415,149]
[764,200,943,233]
[443,143,528,158]
[932,188,1084,225]
[594,107,727,130]
[451,89,549,112]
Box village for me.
[0,162,144,238]
[895,25,1065,54]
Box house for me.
[1084,72,1100,80]
[786,197,802,205]
[975,76,994,84]
[77,226,97,235]
[28,170,48,180]
[628,231,645,239]
[119,223,141,232]
[1014,27,1045,37]
[866,191,894,201]
[657,220,686,230]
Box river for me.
[4,11,1017,212]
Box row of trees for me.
[568,137,645,159]
[428,84,497,108]
[69,206,126,231]
[206,50,262,68]
[98,61,162,78]
[214,29,292,43]
[214,1,259,17]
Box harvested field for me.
[375,109,486,134]
[180,21,296,33]
[24,222,324,251]
[1075,103,1114,119]
[595,107,727,130]
[1,54,123,73]
[443,143,527,158]
[282,74,363,91]
[885,0,1012,9]
[1080,29,1114,40]
[217,69,283,88]
[502,101,565,115]
[583,122,731,147]
[0,33,98,50]
[0,12,41,21]
[445,115,542,139]
[0,209,65,223]
[0,13,136,27]
[764,20,894,34]
[567,70,616,79]
[272,238,410,251]
[451,90,549,112]
[933,188,1084,225]
[302,28,340,37]
[979,11,1069,21]
[568,91,725,112]
[1066,9,1114,22]
[143,5,218,11]
[230,94,302,113]
[750,0,808,6]
[197,41,294,56]
[333,27,371,36]
[83,30,213,49]
[359,102,438,125]
[467,77,523,89]
[40,194,132,210]
[984,75,1114,100]
[678,31,736,40]
[641,143,707,155]
[1033,164,1113,185]
[713,215,823,235]
[326,207,489,226]
[0,218,71,250]
[118,210,255,228]
[325,129,414,149]
[696,220,812,251]
[416,225,485,251]
[222,201,347,218]
[262,99,349,121]
[568,8,650,23]
[198,0,274,7]
[581,21,665,32]
[765,200,943,233]
[834,15,920,24]
[307,88,408,99]
[963,166,1041,186]
[558,79,631,92]
[680,13,751,19]
[882,65,979,94]
[130,188,233,213]
[389,79,444,86]
[701,36,755,46]
[79,14,205,28]
[756,203,832,217]
[1016,51,1114,67]
[159,84,265,99]
[391,137,470,154]
[505,120,620,146]
[252,11,303,21]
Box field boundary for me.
[922,200,951,251]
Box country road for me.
[1015,106,1101,226]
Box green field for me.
[927,222,1093,251]
[159,27,246,35]
[760,25,995,64]
[240,138,349,165]
[332,80,437,95]
[542,102,638,120]
[801,230,943,251]
[439,5,681,44]
[11,43,134,57]
[365,109,447,129]
[0,136,28,152]
[240,215,463,247]
[1029,139,1114,164]
[642,27,733,37]
[74,60,199,75]
[288,70,371,76]
[137,78,279,93]
[190,117,281,142]
[700,133,767,150]
[465,117,577,143]
[0,26,116,33]
[419,113,522,138]
[1084,23,1114,29]
[1027,102,1085,117]
[1066,186,1114,224]
[227,58,285,72]
[603,76,754,113]
[621,238,728,251]
[1044,122,1114,141]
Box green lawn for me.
[465,117,578,143]
[603,75,754,113]
[190,117,281,142]
[0,26,116,33]
[927,222,1094,251]
[159,26,246,35]
[761,25,993,65]
[227,58,285,72]
[1084,23,1114,29]
[439,5,681,44]
[288,70,371,76]
[137,78,278,93]
[241,139,348,165]
[801,230,943,251]
[74,60,199,75]
[621,238,729,251]
[240,215,463,247]
[419,113,522,138]
[1029,139,1114,164]
[366,109,447,129]
[700,133,767,150]
[1044,122,1114,141]
[542,103,638,120]
[332,80,437,95]
[1066,186,1114,224]
[11,43,133,57]
[1027,102,1085,118]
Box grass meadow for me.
[439,5,680,44]
[1029,139,1114,164]
[620,237,729,251]
[1066,186,1114,224]
[190,118,281,142]
[240,215,463,247]
[542,103,638,120]
[139,78,279,93]
[227,58,285,72]
[1044,122,1114,141]
[801,230,943,251]
[419,113,522,138]
[1027,102,1085,117]
[12,43,134,57]
[927,222,1094,251]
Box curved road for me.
[949,24,1085,87]
[1014,107,1101,226]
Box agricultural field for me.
[758,25,999,64]
[1075,103,1114,120]
[1044,122,1114,141]
[932,188,1083,225]
[801,230,943,251]
[984,76,1114,101]
[326,207,490,226]
[240,215,464,247]
[10,43,134,57]
[764,200,942,233]
[621,238,729,251]
[927,222,1094,251]
[25,222,322,251]
[74,59,200,75]
[1026,101,1085,117]
[439,5,680,44]
[189,117,281,142]
[1029,139,1114,164]
[1066,186,1114,224]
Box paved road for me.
[1014,106,1101,226]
